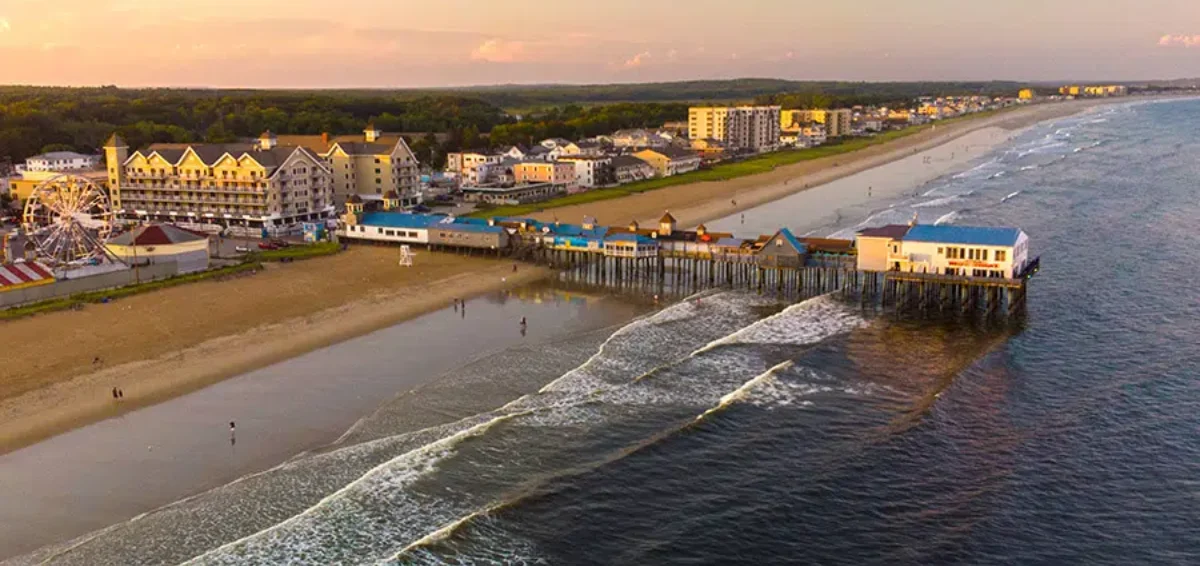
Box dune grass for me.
[251,241,342,262]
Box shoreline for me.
[527,98,1138,229]
[0,252,552,455]
[0,96,1177,456]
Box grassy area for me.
[250,241,342,262]
[1,262,264,321]
[467,125,934,219]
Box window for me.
[981,249,989,261]
[938,247,944,255]
[996,250,1007,261]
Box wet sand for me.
[528,100,1115,229]
[0,249,552,454]
[0,285,645,560]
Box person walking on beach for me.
[118,389,123,399]
[229,421,236,445]
[453,299,459,313]
[112,387,119,400]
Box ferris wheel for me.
[21,174,116,266]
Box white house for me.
[23,151,100,173]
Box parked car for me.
[235,245,251,253]
[257,242,279,250]
[269,239,291,248]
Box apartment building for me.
[104,133,334,233]
[20,151,101,173]
[688,106,781,153]
[445,150,501,186]
[557,155,612,189]
[274,125,421,209]
[781,109,852,138]
[513,161,576,189]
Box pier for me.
[338,207,1040,318]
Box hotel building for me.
[104,134,334,234]
[274,125,421,209]
[688,106,781,153]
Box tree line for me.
[0,81,1033,171]
[0,87,509,167]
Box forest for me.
[0,80,1030,168]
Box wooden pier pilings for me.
[531,247,1031,319]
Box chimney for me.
[364,123,381,143]
[321,132,330,145]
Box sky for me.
[1,0,1199,87]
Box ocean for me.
[14,99,1200,565]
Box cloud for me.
[1158,34,1200,47]
[470,38,527,62]
[623,51,651,68]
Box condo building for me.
[688,106,781,153]
[781,109,852,138]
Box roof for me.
[606,233,658,244]
[610,155,653,169]
[775,228,807,253]
[135,144,323,173]
[30,151,95,161]
[638,146,698,161]
[273,133,404,155]
[109,224,207,246]
[659,211,677,224]
[347,195,363,204]
[383,190,399,199]
[902,224,1023,247]
[0,261,54,289]
[857,224,912,240]
[359,212,504,234]
[104,133,127,148]
[715,237,747,248]
[801,237,856,254]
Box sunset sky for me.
[1,0,1198,87]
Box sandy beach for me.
[0,98,1121,455]
[528,100,1114,229]
[0,249,551,454]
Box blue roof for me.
[360,212,504,234]
[777,228,807,253]
[547,224,608,239]
[903,224,1022,246]
[606,233,658,244]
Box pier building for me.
[336,210,1038,317]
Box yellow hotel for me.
[105,133,334,233]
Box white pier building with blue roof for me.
[856,222,1030,279]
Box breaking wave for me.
[167,292,868,565]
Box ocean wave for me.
[692,294,865,355]
[934,211,960,226]
[912,195,961,209]
[164,291,870,564]
[1001,191,1022,203]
